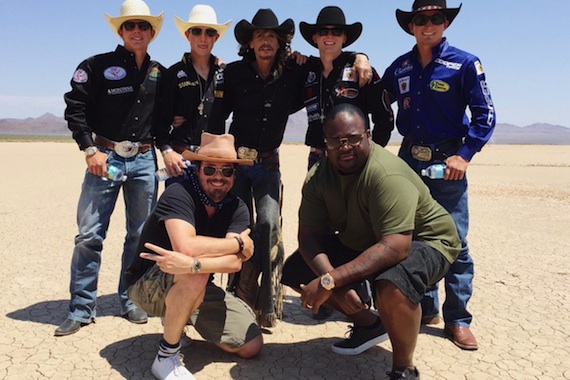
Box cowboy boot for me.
[235,260,260,311]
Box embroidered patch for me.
[341,68,356,82]
[72,69,88,83]
[107,86,134,95]
[177,70,188,79]
[306,71,317,84]
[214,90,224,98]
[474,61,484,76]
[429,80,450,92]
[149,67,161,81]
[398,76,410,94]
[104,66,127,80]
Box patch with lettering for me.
[342,68,356,82]
[72,69,88,83]
[429,80,450,92]
[107,86,134,95]
[104,66,127,80]
[474,61,484,76]
[398,76,410,94]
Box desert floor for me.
[1,142,569,380]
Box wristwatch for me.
[190,258,201,274]
[320,273,335,291]
[84,146,98,157]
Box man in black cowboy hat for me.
[125,132,262,380]
[383,0,496,353]
[208,8,306,328]
[297,5,394,169]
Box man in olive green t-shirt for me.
[281,104,460,380]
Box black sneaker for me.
[386,367,420,380]
[331,320,389,355]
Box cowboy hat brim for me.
[104,12,164,41]
[182,150,254,166]
[299,21,362,48]
[396,4,461,35]
[234,18,295,46]
[173,16,232,41]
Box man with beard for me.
[125,133,263,380]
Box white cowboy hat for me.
[104,0,164,42]
[173,4,232,40]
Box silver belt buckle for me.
[114,140,139,158]
[411,145,432,161]
[237,146,258,161]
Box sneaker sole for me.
[330,332,389,356]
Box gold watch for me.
[320,272,335,290]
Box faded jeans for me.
[67,148,157,323]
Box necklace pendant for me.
[197,102,204,116]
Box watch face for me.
[321,273,334,290]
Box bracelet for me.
[234,236,244,253]
[161,148,174,157]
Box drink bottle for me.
[104,165,127,182]
[421,164,446,179]
[155,160,194,181]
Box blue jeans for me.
[67,148,157,323]
[231,160,281,315]
[399,149,473,327]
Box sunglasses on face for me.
[201,165,235,177]
[189,28,218,37]
[122,21,152,31]
[316,27,345,37]
[325,132,367,150]
[412,13,447,26]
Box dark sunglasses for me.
[122,21,152,31]
[316,27,345,37]
[202,165,235,177]
[189,28,218,37]
[325,132,367,150]
[412,13,447,26]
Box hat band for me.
[415,5,444,12]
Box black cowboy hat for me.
[396,0,462,35]
[300,6,362,48]
[234,8,294,46]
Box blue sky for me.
[1,0,568,127]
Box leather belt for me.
[401,138,462,162]
[95,135,154,158]
[172,143,199,154]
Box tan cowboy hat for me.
[300,6,362,48]
[174,4,232,40]
[396,0,462,35]
[234,8,294,46]
[104,0,164,41]
[182,133,253,166]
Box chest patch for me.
[398,76,410,94]
[429,80,450,93]
[104,66,127,81]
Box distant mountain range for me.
[1,112,570,145]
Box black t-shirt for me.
[124,180,250,287]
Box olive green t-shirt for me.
[299,143,460,263]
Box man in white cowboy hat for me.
[57,0,165,336]
[157,5,232,184]
[297,5,394,170]
[125,132,262,380]
[382,0,496,353]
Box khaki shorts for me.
[127,265,260,349]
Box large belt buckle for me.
[114,140,139,158]
[237,146,258,161]
[411,145,432,161]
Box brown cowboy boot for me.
[235,261,260,311]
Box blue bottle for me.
[104,165,127,182]
[421,164,446,179]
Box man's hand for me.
[444,155,469,180]
[328,287,369,315]
[300,277,332,315]
[140,242,195,275]
[236,228,254,261]
[290,50,308,65]
[353,54,372,87]
[162,150,188,178]
[85,150,108,177]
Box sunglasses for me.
[189,28,218,38]
[412,13,447,26]
[201,165,235,177]
[316,27,345,37]
[122,21,152,31]
[325,132,367,150]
